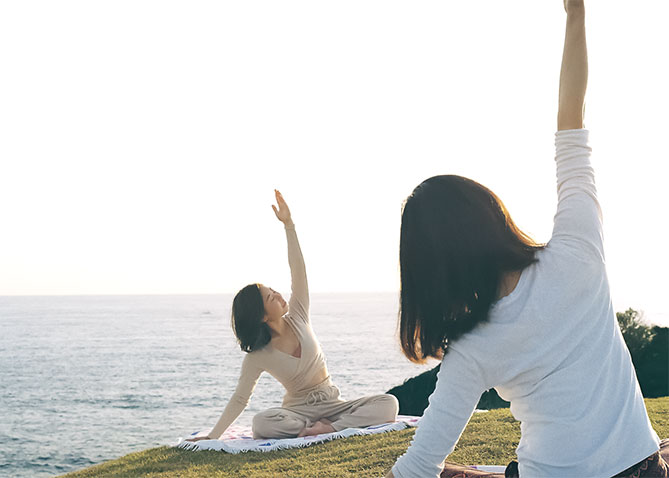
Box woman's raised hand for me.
[272,189,293,225]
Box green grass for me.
[61,397,668,478]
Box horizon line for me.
[0,290,401,298]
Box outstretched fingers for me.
[271,189,292,223]
[275,189,287,207]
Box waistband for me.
[612,450,668,478]
[283,376,340,407]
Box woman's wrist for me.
[565,0,585,15]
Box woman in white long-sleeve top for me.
[386,1,666,477]
[186,189,398,443]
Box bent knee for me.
[252,409,280,439]
[378,394,399,420]
[252,408,305,439]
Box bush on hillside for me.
[386,365,510,415]
[617,308,668,398]
[635,326,668,398]
[617,308,654,363]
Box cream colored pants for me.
[251,379,399,439]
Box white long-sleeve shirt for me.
[392,129,660,478]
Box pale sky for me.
[1,1,668,325]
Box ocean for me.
[0,293,434,478]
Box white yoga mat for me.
[469,465,507,473]
[176,415,421,453]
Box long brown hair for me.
[399,175,544,363]
[231,284,271,353]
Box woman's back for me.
[470,235,657,476]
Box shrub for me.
[617,308,654,363]
[386,365,509,415]
[617,309,668,398]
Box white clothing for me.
[392,129,660,478]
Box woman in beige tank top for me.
[187,190,398,442]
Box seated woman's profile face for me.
[258,284,288,321]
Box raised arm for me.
[558,0,588,130]
[552,0,603,261]
[272,190,309,321]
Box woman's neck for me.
[267,315,287,338]
[497,270,522,300]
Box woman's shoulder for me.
[489,245,600,316]
[245,344,273,363]
[541,237,606,273]
[284,312,309,329]
[505,242,607,314]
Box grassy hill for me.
[60,397,668,478]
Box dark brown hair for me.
[399,175,544,363]
[231,284,271,353]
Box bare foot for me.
[297,420,335,437]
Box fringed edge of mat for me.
[176,420,410,454]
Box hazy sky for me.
[1,1,668,325]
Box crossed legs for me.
[252,393,399,440]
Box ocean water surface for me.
[0,293,434,477]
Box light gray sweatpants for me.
[251,379,399,439]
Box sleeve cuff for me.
[284,222,295,230]
[555,129,590,155]
[555,128,589,140]
[391,463,405,478]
